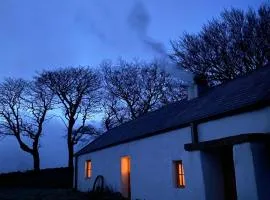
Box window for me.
[174,160,185,188]
[85,160,92,178]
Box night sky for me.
[0,0,263,172]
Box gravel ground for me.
[0,188,89,200]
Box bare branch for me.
[0,78,54,171]
[170,4,270,86]
[101,59,186,130]
[36,67,102,168]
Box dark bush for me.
[0,167,73,188]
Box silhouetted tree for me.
[101,60,186,130]
[170,3,270,86]
[73,124,102,146]
[0,79,54,171]
[37,67,101,170]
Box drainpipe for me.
[74,155,78,190]
[190,122,199,144]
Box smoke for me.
[75,0,193,83]
[127,1,167,56]
[127,1,193,83]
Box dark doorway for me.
[202,146,237,200]
[219,147,237,200]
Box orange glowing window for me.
[175,160,185,188]
[85,160,92,178]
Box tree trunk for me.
[67,130,74,185]
[33,151,40,172]
[67,119,75,170]
[68,140,74,169]
[16,135,40,171]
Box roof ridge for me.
[100,65,270,135]
[185,64,270,103]
[207,65,269,90]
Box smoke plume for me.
[127,1,166,56]
[127,1,193,83]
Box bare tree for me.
[37,67,101,170]
[73,124,102,145]
[101,59,186,130]
[0,78,54,171]
[170,3,270,86]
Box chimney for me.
[188,74,208,100]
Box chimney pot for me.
[188,74,208,100]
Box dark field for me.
[0,188,127,200]
[0,168,126,200]
[0,168,72,188]
[0,188,88,200]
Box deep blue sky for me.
[0,0,263,79]
[0,0,264,172]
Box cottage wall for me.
[198,107,270,141]
[76,106,270,200]
[77,127,208,200]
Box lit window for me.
[174,160,185,188]
[85,160,92,178]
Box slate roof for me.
[75,65,270,156]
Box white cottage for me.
[74,66,270,200]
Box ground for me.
[0,188,126,200]
[0,188,88,200]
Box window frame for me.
[174,160,186,188]
[85,160,92,179]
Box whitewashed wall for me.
[76,127,207,200]
[198,107,270,141]
[234,143,258,200]
[76,106,270,200]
